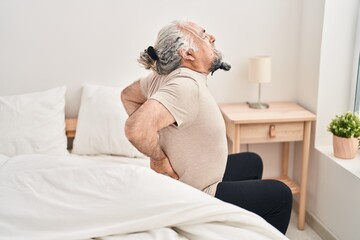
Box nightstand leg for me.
[298,121,312,230]
[231,125,241,153]
[281,142,290,177]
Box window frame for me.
[354,58,360,113]
[352,8,360,113]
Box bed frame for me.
[65,118,77,138]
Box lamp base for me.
[247,102,269,109]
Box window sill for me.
[316,145,360,179]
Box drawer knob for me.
[269,125,276,137]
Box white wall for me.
[0,0,301,118]
[297,0,360,239]
[316,0,359,147]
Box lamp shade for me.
[248,56,272,83]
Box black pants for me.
[215,152,292,234]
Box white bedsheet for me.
[0,154,288,240]
[0,154,9,167]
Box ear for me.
[179,48,195,61]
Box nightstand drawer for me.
[239,122,304,144]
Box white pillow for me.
[0,87,68,157]
[72,84,144,158]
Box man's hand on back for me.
[150,157,179,180]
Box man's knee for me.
[228,152,263,174]
[229,151,262,161]
[246,152,263,166]
[268,180,293,208]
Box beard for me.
[209,48,231,75]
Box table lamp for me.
[247,56,272,109]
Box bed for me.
[0,85,289,240]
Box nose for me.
[209,34,216,44]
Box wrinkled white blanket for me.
[0,154,288,240]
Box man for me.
[121,20,292,234]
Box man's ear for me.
[179,48,195,61]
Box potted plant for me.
[327,111,360,159]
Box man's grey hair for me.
[138,20,198,75]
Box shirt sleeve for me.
[150,78,199,128]
[139,72,154,99]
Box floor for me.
[286,211,324,240]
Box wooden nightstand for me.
[218,101,316,230]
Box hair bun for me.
[147,46,159,61]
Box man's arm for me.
[124,98,178,179]
[121,80,147,116]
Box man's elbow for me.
[120,88,127,105]
[124,118,141,143]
